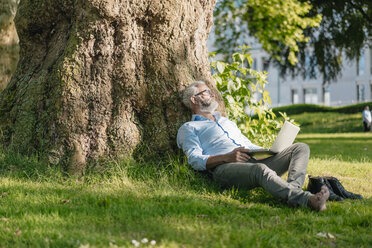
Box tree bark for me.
[0,0,223,173]
[0,0,19,91]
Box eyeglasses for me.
[194,89,213,97]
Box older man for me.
[362,106,371,131]
[177,81,329,211]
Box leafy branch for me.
[210,46,295,147]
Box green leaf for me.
[213,75,223,85]
[232,53,245,63]
[227,80,234,94]
[216,61,226,74]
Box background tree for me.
[0,0,224,173]
[0,0,19,91]
[214,0,372,83]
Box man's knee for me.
[293,143,310,156]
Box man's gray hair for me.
[182,81,206,109]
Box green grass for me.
[272,102,372,116]
[0,132,371,247]
[290,112,363,133]
[297,133,372,161]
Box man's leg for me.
[260,143,310,189]
[212,161,312,207]
[364,121,371,131]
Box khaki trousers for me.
[212,143,312,207]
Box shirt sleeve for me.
[177,124,209,171]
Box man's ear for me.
[190,96,196,105]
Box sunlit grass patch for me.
[289,112,362,133]
[297,132,372,162]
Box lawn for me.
[0,132,371,247]
[289,112,363,133]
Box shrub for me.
[210,46,291,147]
[272,102,372,116]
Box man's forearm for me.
[206,154,231,170]
[205,147,252,170]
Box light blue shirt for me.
[177,112,262,171]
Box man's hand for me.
[225,147,252,163]
[206,147,251,170]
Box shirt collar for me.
[191,112,221,121]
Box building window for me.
[291,89,299,104]
[251,58,257,70]
[357,84,365,102]
[357,50,365,76]
[370,48,372,75]
[262,57,269,71]
[323,87,331,105]
[305,53,311,80]
[303,88,318,104]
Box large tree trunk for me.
[0,0,19,91]
[0,0,223,173]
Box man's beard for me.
[197,97,219,113]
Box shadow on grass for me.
[0,149,285,207]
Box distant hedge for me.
[272,102,372,116]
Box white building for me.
[208,33,372,107]
[249,45,372,107]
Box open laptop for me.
[247,121,300,159]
